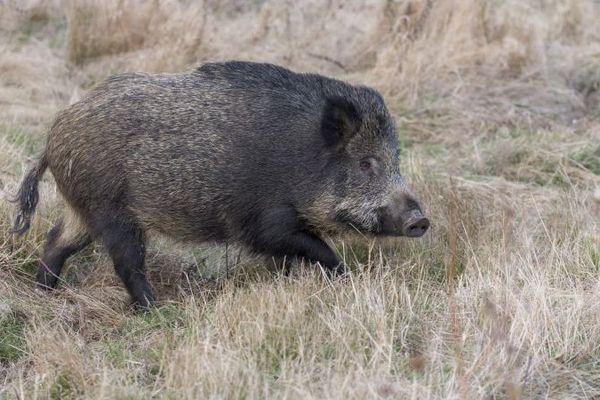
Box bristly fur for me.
[12,61,426,306]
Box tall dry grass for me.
[1,0,600,398]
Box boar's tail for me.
[11,151,49,237]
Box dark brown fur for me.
[13,61,429,307]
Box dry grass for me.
[1,0,600,398]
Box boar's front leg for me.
[252,206,346,276]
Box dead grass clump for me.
[0,0,64,36]
[368,0,599,140]
[468,129,600,188]
[66,0,160,65]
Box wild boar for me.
[13,61,429,307]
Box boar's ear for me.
[321,96,362,150]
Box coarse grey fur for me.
[13,61,429,307]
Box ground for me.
[1,1,600,399]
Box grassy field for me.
[1,0,600,398]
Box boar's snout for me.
[378,194,429,238]
[402,209,430,237]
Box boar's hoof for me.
[131,294,156,311]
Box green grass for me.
[570,147,600,175]
[0,313,26,364]
[125,304,188,334]
[49,19,68,50]
[17,16,49,46]
[2,124,40,156]
[50,373,80,400]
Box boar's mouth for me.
[334,209,385,236]
[333,208,430,238]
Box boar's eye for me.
[359,159,372,171]
[359,157,379,176]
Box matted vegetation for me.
[1,0,599,398]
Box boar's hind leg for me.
[36,207,91,290]
[99,213,155,308]
[253,207,346,276]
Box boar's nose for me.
[378,193,430,237]
[402,209,430,237]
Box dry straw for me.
[1,0,600,398]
